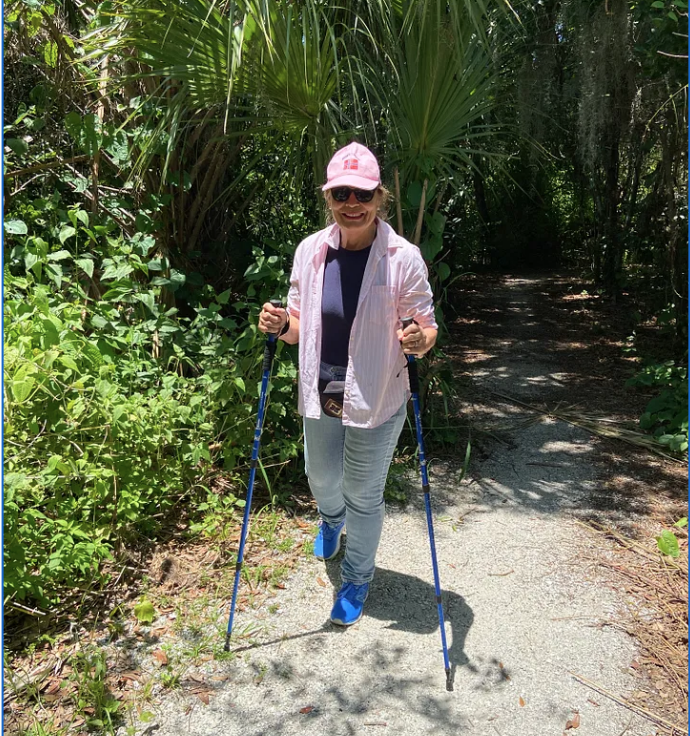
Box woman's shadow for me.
[324,553,474,688]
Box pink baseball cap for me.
[322,142,381,191]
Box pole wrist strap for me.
[278,310,291,337]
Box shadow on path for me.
[324,560,474,681]
[233,562,474,684]
[216,563,476,736]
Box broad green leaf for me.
[47,455,63,472]
[91,314,109,330]
[429,212,446,236]
[420,234,443,261]
[75,210,89,227]
[75,258,95,278]
[134,599,156,624]
[106,131,129,164]
[147,257,168,271]
[59,355,79,372]
[5,219,28,235]
[45,263,63,288]
[135,292,156,313]
[24,252,39,272]
[656,530,680,558]
[40,318,61,348]
[59,226,77,244]
[6,138,28,156]
[95,379,116,398]
[168,270,186,290]
[12,377,35,402]
[673,517,688,528]
[407,181,423,208]
[47,249,71,261]
[43,350,59,370]
[101,262,134,281]
[437,262,451,282]
[64,112,102,155]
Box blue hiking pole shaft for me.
[401,318,453,692]
[224,300,282,651]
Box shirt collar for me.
[314,219,391,267]
[324,219,387,253]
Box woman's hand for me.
[258,302,288,335]
[397,321,436,356]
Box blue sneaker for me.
[313,520,345,561]
[330,582,369,626]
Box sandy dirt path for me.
[139,276,655,736]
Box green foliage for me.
[3,185,301,607]
[133,598,156,624]
[69,648,121,732]
[4,0,685,618]
[626,361,688,453]
[656,529,680,558]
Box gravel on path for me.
[135,276,654,736]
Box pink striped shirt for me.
[287,219,438,428]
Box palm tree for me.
[83,0,511,259]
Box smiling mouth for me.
[342,212,365,221]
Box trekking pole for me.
[224,299,283,651]
[401,317,453,692]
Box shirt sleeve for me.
[286,240,304,319]
[398,246,438,330]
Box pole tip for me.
[223,637,231,652]
[445,670,454,692]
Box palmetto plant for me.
[351,0,502,245]
[82,0,510,258]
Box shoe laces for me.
[320,521,342,541]
[337,582,368,602]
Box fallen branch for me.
[489,391,685,464]
[578,520,682,569]
[570,672,688,734]
[4,657,57,704]
[5,154,90,179]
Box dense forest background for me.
[3,0,687,611]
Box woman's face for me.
[328,188,381,234]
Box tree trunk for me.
[661,124,688,359]
[472,160,491,259]
[602,133,621,299]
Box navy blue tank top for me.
[320,243,372,367]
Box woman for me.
[258,142,437,626]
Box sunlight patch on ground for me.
[539,439,594,456]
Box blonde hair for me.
[323,185,391,225]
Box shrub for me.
[4,219,301,606]
[626,361,688,454]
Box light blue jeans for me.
[303,402,407,584]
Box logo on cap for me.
[343,158,359,171]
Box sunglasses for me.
[331,186,377,203]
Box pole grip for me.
[268,298,283,336]
[262,337,277,372]
[401,317,420,394]
[262,299,283,372]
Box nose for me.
[346,191,359,205]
